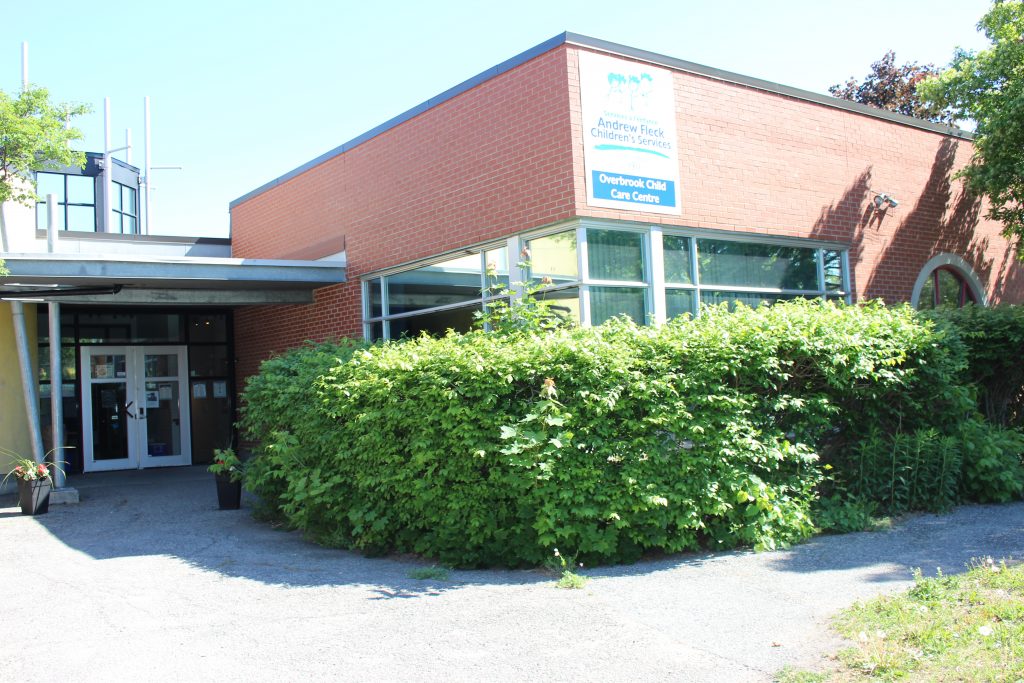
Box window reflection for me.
[388,254,484,315]
[591,286,646,324]
[698,240,818,290]
[528,231,577,284]
[663,235,692,285]
[588,229,644,282]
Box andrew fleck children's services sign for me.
[579,51,681,215]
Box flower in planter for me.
[3,453,62,485]
[207,448,244,482]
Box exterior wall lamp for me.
[873,193,900,210]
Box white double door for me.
[81,346,192,472]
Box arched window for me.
[911,254,985,310]
[916,267,977,310]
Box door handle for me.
[125,401,136,419]
[139,407,146,419]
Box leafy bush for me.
[957,419,1024,503]
[839,427,962,514]
[927,305,1024,428]
[240,300,1024,567]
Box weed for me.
[548,547,589,590]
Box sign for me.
[578,51,681,215]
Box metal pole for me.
[21,42,28,91]
[48,304,63,484]
[144,97,151,235]
[46,195,65,487]
[103,97,112,234]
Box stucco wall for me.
[0,303,38,491]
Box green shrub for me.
[958,419,1024,502]
[812,494,879,533]
[839,427,962,514]
[927,305,1024,428]
[239,300,1023,567]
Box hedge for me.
[240,300,1024,567]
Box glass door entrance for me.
[81,346,192,471]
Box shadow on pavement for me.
[3,466,1022,594]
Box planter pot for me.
[215,473,242,510]
[18,478,51,516]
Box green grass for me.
[407,566,451,581]
[778,558,1024,681]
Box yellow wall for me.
[0,302,38,484]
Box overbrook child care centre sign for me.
[579,51,680,215]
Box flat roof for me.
[0,253,346,305]
[231,32,972,210]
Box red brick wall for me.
[232,42,1024,388]
[566,47,1024,305]
[232,46,577,384]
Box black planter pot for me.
[215,473,242,510]
[18,478,51,516]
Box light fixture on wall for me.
[873,193,900,210]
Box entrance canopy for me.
[0,252,346,304]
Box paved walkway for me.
[2,466,1022,682]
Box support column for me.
[11,302,44,464]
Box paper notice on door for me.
[212,381,227,398]
[192,382,207,399]
[145,391,160,408]
[159,385,173,400]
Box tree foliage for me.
[0,86,89,206]
[918,1,1024,257]
[830,51,954,123]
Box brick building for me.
[229,33,1024,386]
[3,32,1022,485]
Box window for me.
[916,267,977,310]
[113,181,139,234]
[363,221,850,338]
[36,172,97,232]
[364,246,509,340]
[912,255,984,310]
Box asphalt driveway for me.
[2,466,1022,682]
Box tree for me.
[918,1,1024,258]
[0,85,90,253]
[829,51,955,124]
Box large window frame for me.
[363,244,512,341]
[35,171,97,232]
[112,180,139,235]
[363,219,851,340]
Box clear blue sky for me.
[4,0,995,238]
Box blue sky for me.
[3,0,996,238]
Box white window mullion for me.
[842,250,853,303]
[508,235,526,301]
[577,226,590,326]
[816,249,827,300]
[649,225,666,325]
[381,277,390,340]
[361,280,371,340]
[690,236,701,316]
